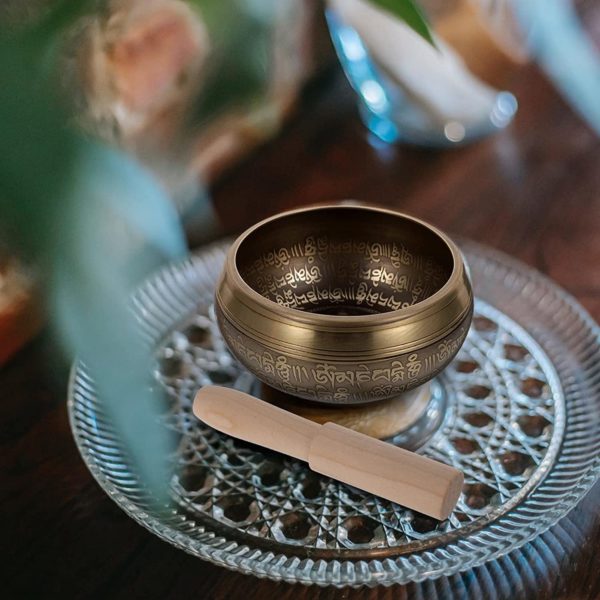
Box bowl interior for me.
[236,207,453,316]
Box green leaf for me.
[0,14,186,507]
[186,0,272,126]
[368,0,435,47]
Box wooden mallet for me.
[193,386,464,520]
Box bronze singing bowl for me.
[216,205,473,405]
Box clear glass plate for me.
[68,239,600,588]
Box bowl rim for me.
[225,201,472,328]
[225,204,468,328]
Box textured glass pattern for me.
[69,240,600,587]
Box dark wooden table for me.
[5,23,600,599]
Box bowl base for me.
[254,379,447,450]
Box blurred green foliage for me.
[186,0,433,129]
[0,0,186,502]
[188,0,273,124]
[369,0,434,46]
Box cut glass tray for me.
[68,239,600,589]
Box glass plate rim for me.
[67,239,600,587]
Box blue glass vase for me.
[326,8,518,147]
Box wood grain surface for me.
[4,8,600,597]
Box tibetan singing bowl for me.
[216,205,473,405]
